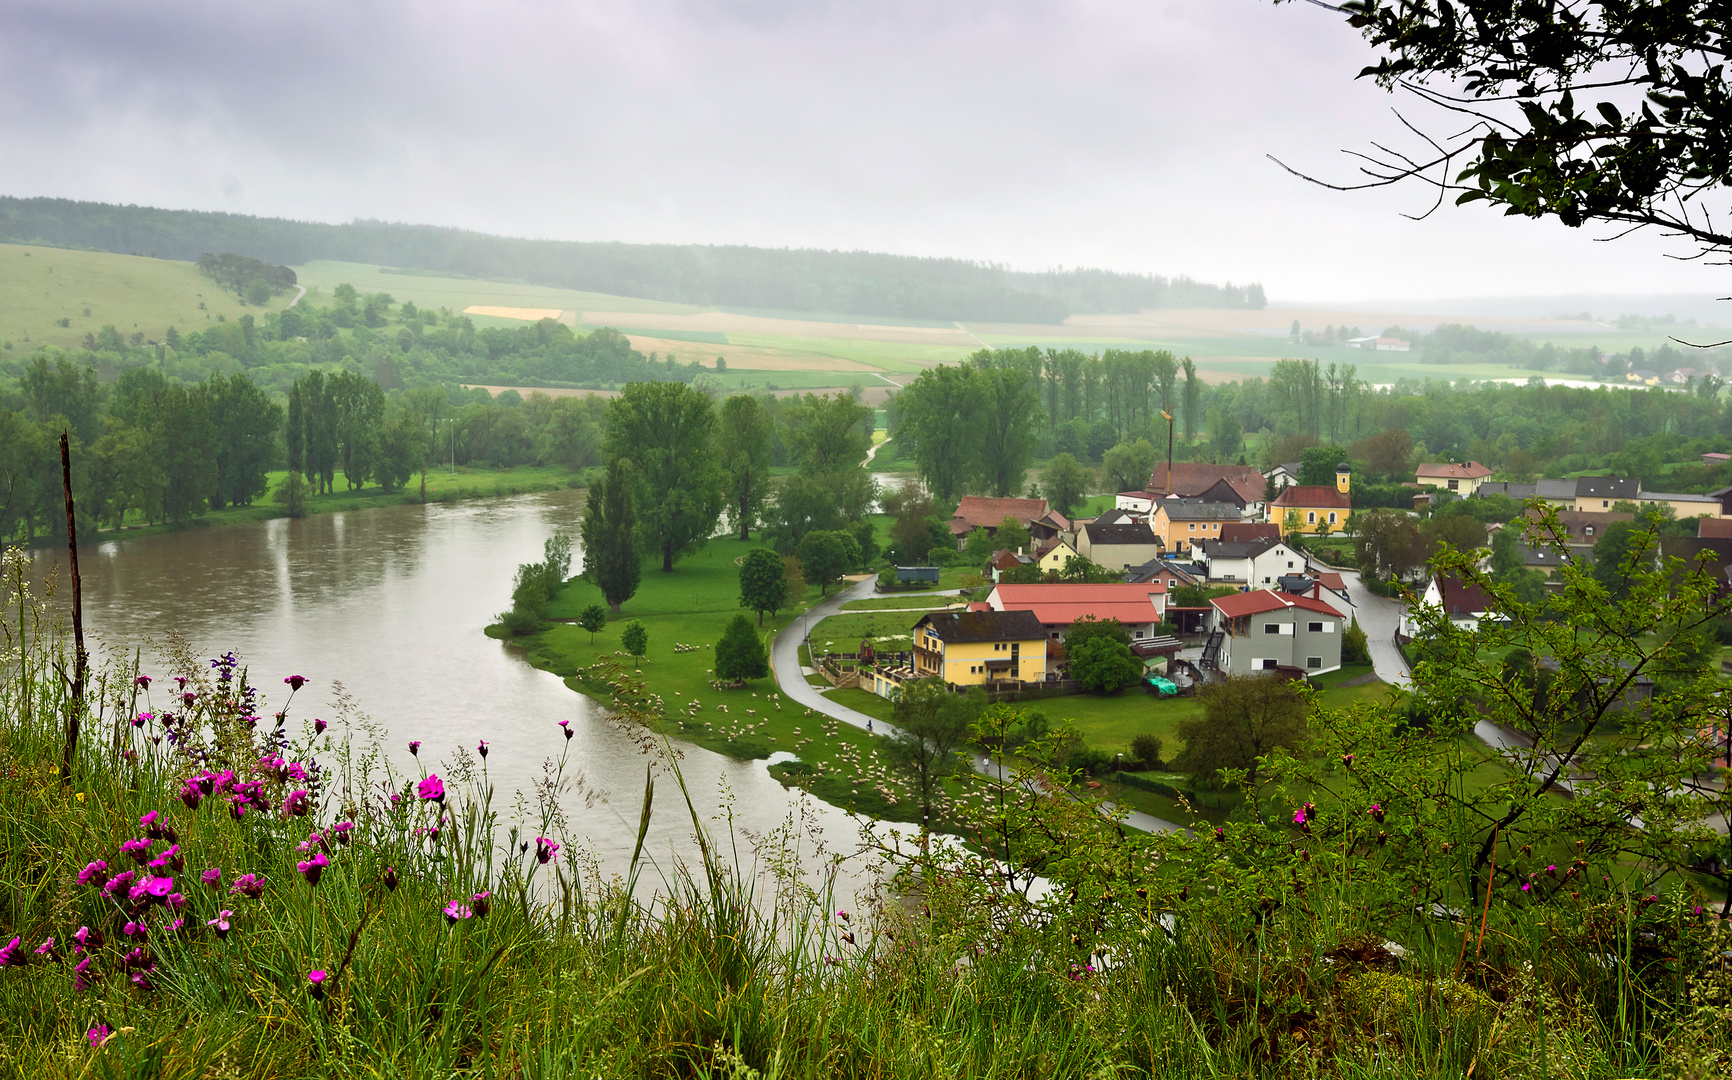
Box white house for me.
[1198,538,1306,587]
[1401,574,1496,637]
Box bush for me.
[1343,618,1371,664]
[1130,734,1164,769]
[498,607,542,637]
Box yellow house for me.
[1267,464,1353,535]
[911,609,1048,686]
[1036,537,1079,573]
[1415,461,1494,496]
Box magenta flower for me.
[477,740,488,760]
[443,901,473,924]
[140,810,162,834]
[0,938,21,968]
[207,910,233,940]
[332,821,354,845]
[135,675,152,690]
[471,890,491,917]
[33,938,53,959]
[177,779,204,809]
[149,844,183,872]
[1292,809,1306,825]
[121,838,153,863]
[285,762,307,782]
[307,969,328,998]
[534,837,559,864]
[78,860,110,888]
[201,867,222,888]
[408,740,421,757]
[130,970,153,991]
[230,873,265,899]
[143,876,174,903]
[1522,882,1532,892]
[558,719,572,740]
[282,789,312,818]
[297,852,330,886]
[284,675,307,691]
[165,892,186,913]
[417,774,445,802]
[314,718,327,735]
[73,955,95,992]
[103,871,137,899]
[383,866,398,891]
[73,926,93,949]
[87,1024,113,1047]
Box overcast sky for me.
[2,0,1723,304]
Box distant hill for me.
[0,196,1264,325]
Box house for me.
[1706,484,1732,517]
[947,496,1053,542]
[1114,491,1155,514]
[1267,465,1352,535]
[1627,369,1661,385]
[1375,337,1411,352]
[1030,509,1072,545]
[1402,574,1496,636]
[1267,461,1302,491]
[1573,476,1640,512]
[988,549,1033,583]
[1220,522,1281,545]
[1034,536,1080,574]
[1659,536,1732,604]
[1077,520,1163,570]
[1476,481,1537,501]
[1150,500,1243,553]
[1701,518,1732,539]
[1505,542,1581,581]
[1415,461,1495,497]
[1145,462,1266,499]
[1637,489,1721,520]
[1703,452,1731,467]
[1203,589,1345,676]
[1197,537,1306,587]
[1194,475,1265,518]
[1524,508,1633,547]
[910,609,1049,686]
[986,582,1170,641]
[1123,557,1200,591]
[1280,571,1355,618]
[1534,477,1580,507]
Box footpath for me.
[769,576,1185,834]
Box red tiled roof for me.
[1416,461,1494,480]
[1220,522,1280,544]
[1146,462,1264,497]
[1016,602,1171,627]
[1210,589,1343,619]
[1434,574,1495,615]
[1700,518,1732,539]
[948,496,1050,534]
[992,583,1167,604]
[1270,485,1351,509]
[1315,572,1347,592]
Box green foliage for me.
[580,458,640,613]
[894,362,1043,501]
[1171,583,1242,608]
[577,602,608,643]
[1102,438,1157,494]
[1067,635,1142,694]
[620,619,648,664]
[994,515,1031,555]
[605,382,724,572]
[1342,617,1371,664]
[796,530,861,595]
[715,395,771,541]
[888,679,982,833]
[963,527,996,567]
[737,546,789,626]
[1040,452,1091,517]
[1297,444,1349,486]
[1062,615,1131,651]
[1173,675,1308,786]
[713,613,769,683]
[1129,732,1164,769]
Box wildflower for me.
[78,860,110,888]
[408,740,421,757]
[332,821,354,845]
[383,866,398,891]
[297,852,329,886]
[1368,803,1385,824]
[284,675,308,691]
[534,837,559,864]
[285,762,307,782]
[228,796,249,822]
[314,718,327,735]
[471,890,491,917]
[207,911,232,940]
[0,938,21,968]
[558,719,572,740]
[135,675,152,689]
[230,873,265,899]
[73,926,93,948]
[177,778,204,809]
[149,844,183,873]
[73,955,95,991]
[443,901,473,924]
[200,867,222,888]
[121,838,153,863]
[477,739,488,760]
[103,871,137,900]
[282,789,312,818]
[308,969,328,999]
[181,692,196,707]
[1521,882,1532,892]
[87,1025,113,1047]
[130,970,153,991]
[417,774,445,802]
[30,939,54,963]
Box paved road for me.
[1333,567,1410,687]
[288,283,307,308]
[768,578,1185,834]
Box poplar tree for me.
[581,458,640,613]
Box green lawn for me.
[838,594,963,611]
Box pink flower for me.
[87,1024,113,1047]
[477,740,488,760]
[534,837,559,864]
[78,860,110,888]
[33,938,53,959]
[149,844,183,872]
[121,838,153,863]
[307,969,328,998]
[297,852,330,886]
[207,910,233,939]
[558,719,572,740]
[417,774,445,802]
[408,740,421,757]
[282,789,312,818]
[471,890,491,917]
[230,873,265,899]
[135,675,152,689]
[313,718,327,735]
[73,955,95,992]
[200,867,222,888]
[332,821,354,845]
[284,675,308,691]
[443,901,473,924]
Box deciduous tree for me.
[738,546,789,626]
[605,382,724,572]
[581,458,640,614]
[714,613,769,683]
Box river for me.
[22,493,879,902]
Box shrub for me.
[1130,734,1164,769]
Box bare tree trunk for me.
[59,432,87,784]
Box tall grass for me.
[2,547,1731,1077]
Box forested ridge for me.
[0,196,1264,322]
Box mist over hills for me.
[0,196,1264,325]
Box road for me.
[768,577,1185,834]
[1332,566,1410,687]
[288,283,307,308]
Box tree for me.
[714,614,769,683]
[896,365,980,502]
[1069,635,1142,694]
[1422,512,1487,558]
[1351,427,1415,481]
[715,395,771,541]
[580,458,640,614]
[1343,618,1370,664]
[1489,522,1549,605]
[1102,438,1158,494]
[620,620,648,668]
[973,364,1044,497]
[1180,357,1201,441]
[995,516,1030,555]
[1173,676,1309,788]
[738,546,789,626]
[1210,409,1243,461]
[964,527,997,567]
[1064,615,1131,652]
[782,555,806,607]
[1353,508,1424,581]
[1592,520,1642,603]
[578,603,608,644]
[1298,1,1732,264]
[766,392,878,551]
[798,530,860,595]
[1042,453,1091,517]
[888,679,982,837]
[1130,733,1164,769]
[1297,445,1349,486]
[605,382,724,572]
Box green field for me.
[291,260,697,318]
[837,594,962,611]
[0,243,297,353]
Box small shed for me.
[895,566,941,584]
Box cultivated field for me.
[0,243,294,352]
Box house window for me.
[1264,623,1281,635]
[1189,523,1196,532]
[1585,526,1595,537]
[1134,630,1144,639]
[1307,656,1323,669]
[1328,512,1337,524]
[1448,479,1459,491]
[1287,561,1294,569]
[1307,512,1317,524]
[1602,500,1609,508]
[1308,621,1323,633]
[1260,659,1278,670]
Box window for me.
[1308,621,1323,633]
[1264,623,1281,635]
[1189,523,1196,532]
[1328,512,1337,524]
[1307,511,1317,524]
[1287,561,1294,569]
[1585,526,1595,537]
[1260,658,1278,670]
[1602,500,1609,508]
[1134,630,1144,639]
[1306,656,1323,669]
[1448,478,1459,491]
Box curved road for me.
[1332,567,1410,688]
[769,577,1184,833]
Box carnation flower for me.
[443,901,473,924]
[417,774,445,802]
[534,837,559,864]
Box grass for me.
[837,594,963,611]
[291,260,699,318]
[0,243,296,354]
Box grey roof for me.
[1575,475,1639,501]
[1083,521,1158,545]
[1534,478,1579,500]
[1515,543,1578,568]
[1639,490,1719,503]
[1091,507,1138,525]
[1276,461,1301,475]
[913,608,1047,644]
[1477,481,1536,500]
[1201,537,1282,560]
[1161,500,1243,521]
[1123,557,1199,584]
